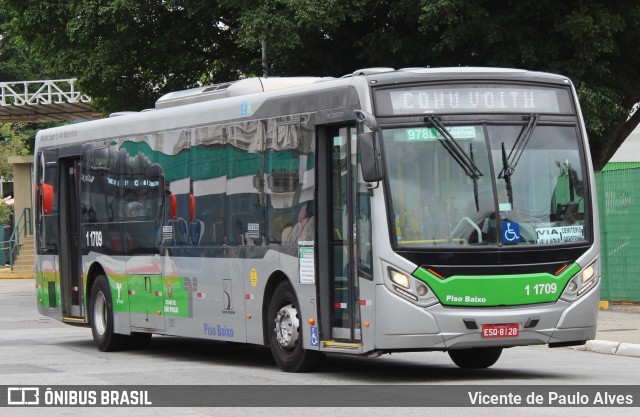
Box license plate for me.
[481,323,519,338]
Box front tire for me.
[268,281,321,372]
[448,347,503,369]
[90,275,129,351]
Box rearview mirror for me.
[359,132,384,183]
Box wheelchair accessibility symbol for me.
[310,327,319,347]
[502,222,521,243]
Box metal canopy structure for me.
[0,79,102,122]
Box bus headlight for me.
[560,260,599,302]
[386,266,438,307]
[416,285,428,296]
[389,269,410,288]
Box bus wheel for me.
[448,347,502,369]
[90,275,128,351]
[268,281,321,372]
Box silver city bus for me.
[34,68,600,371]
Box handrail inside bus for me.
[448,216,482,244]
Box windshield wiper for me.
[470,142,480,211]
[426,115,483,179]
[501,142,514,207]
[498,114,539,181]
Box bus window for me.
[81,146,119,224]
[36,151,59,252]
[225,121,266,246]
[192,127,227,246]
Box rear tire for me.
[89,275,129,351]
[448,347,503,369]
[268,281,321,372]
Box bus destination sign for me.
[376,84,571,115]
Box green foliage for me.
[417,0,640,169]
[223,0,367,72]
[1,0,251,112]
[1,0,639,169]
[0,123,31,180]
[0,123,60,180]
[0,201,10,224]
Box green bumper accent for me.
[413,263,581,307]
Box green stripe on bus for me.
[36,271,60,308]
[107,274,190,318]
[413,263,581,306]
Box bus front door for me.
[318,126,361,343]
[58,157,84,320]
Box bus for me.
[34,68,600,372]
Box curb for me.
[0,275,34,279]
[0,270,34,279]
[574,340,640,358]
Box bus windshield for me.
[382,122,588,247]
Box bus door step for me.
[321,340,363,354]
[62,316,88,326]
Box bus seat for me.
[190,219,205,246]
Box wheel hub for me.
[274,304,300,349]
[93,291,107,336]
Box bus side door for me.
[317,125,364,343]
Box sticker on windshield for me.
[502,221,521,243]
[535,226,584,244]
[405,126,476,141]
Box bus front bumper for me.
[373,282,600,351]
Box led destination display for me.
[375,84,573,115]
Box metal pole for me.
[261,40,268,78]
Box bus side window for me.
[357,192,372,275]
[36,151,59,252]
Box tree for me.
[0,12,49,81]
[0,0,253,113]
[0,123,31,180]
[234,0,640,170]
[221,0,369,76]
[2,0,639,169]
[416,0,640,170]
[1,6,64,169]
[0,122,57,180]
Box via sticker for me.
[535,225,584,244]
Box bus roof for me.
[155,77,332,109]
[362,67,571,87]
[35,67,573,150]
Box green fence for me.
[596,164,640,302]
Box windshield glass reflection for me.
[382,124,587,247]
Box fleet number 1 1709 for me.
[525,283,557,296]
[86,230,103,247]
